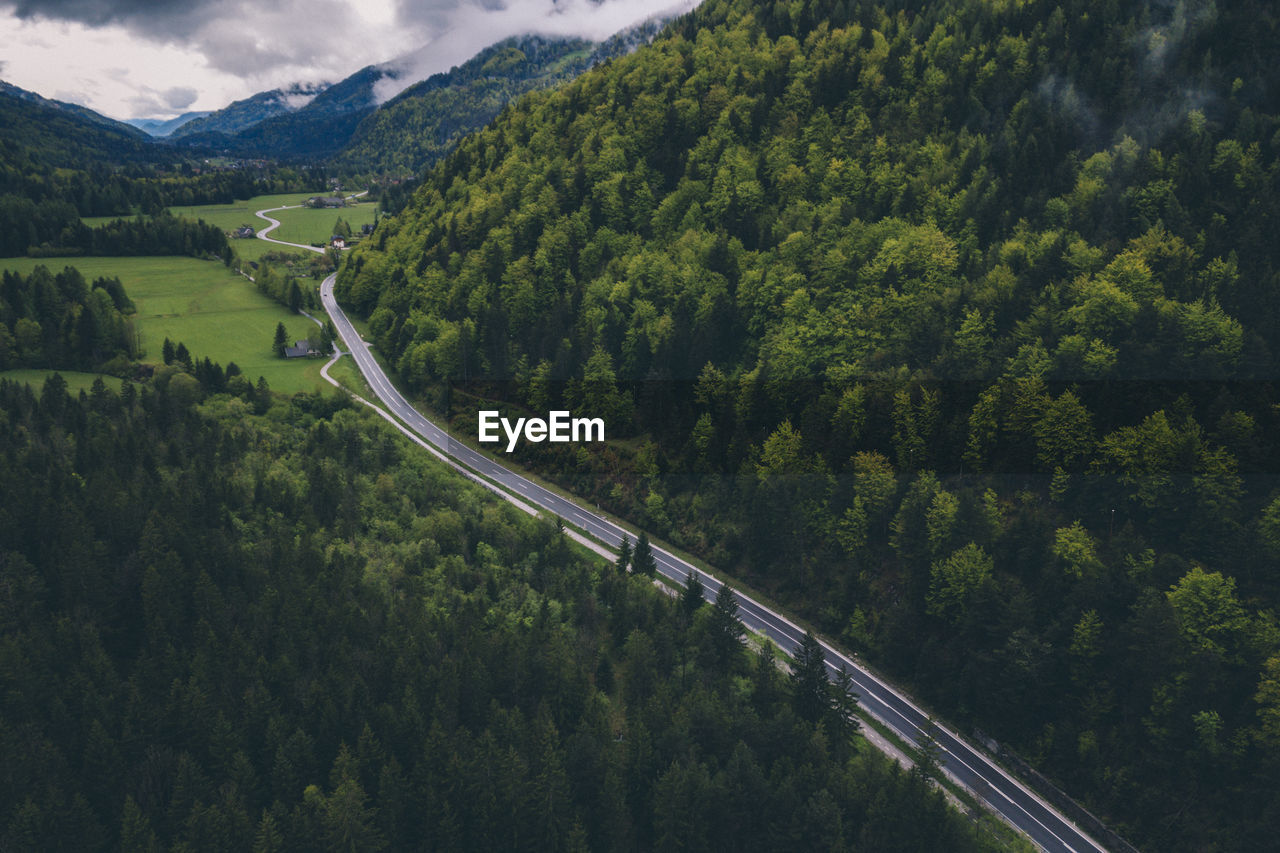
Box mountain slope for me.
[337,0,1280,848]
[338,35,596,175]
[0,80,149,138]
[207,65,401,159]
[169,82,328,140]
[125,111,212,137]
[0,79,165,167]
[339,21,675,176]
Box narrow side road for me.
[255,215,1112,853]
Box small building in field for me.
[233,225,256,238]
[307,196,346,209]
[331,236,346,249]
[284,340,320,359]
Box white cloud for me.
[374,0,697,103]
[280,90,318,111]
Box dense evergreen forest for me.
[8,214,231,262]
[336,0,1280,846]
[0,265,136,372]
[0,373,993,852]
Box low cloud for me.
[124,82,199,117]
[163,85,197,109]
[1136,0,1217,77]
[375,0,698,103]
[1,0,700,118]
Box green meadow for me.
[264,200,378,246]
[1,256,330,394]
[81,193,377,261]
[170,192,313,262]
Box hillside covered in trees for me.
[338,36,600,177]
[0,371,993,852]
[336,0,1280,846]
[338,24,671,178]
[0,81,163,169]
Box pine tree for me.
[790,630,829,723]
[680,569,707,617]
[121,795,159,853]
[831,665,861,741]
[914,717,944,781]
[710,583,745,668]
[254,376,271,413]
[633,532,657,576]
[174,341,192,370]
[273,322,288,357]
[615,535,632,575]
[161,337,175,365]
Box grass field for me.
[265,201,378,247]
[167,193,310,233]
[81,193,377,262]
[0,369,124,396]
[1,256,329,394]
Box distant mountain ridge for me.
[169,82,330,139]
[125,111,212,137]
[1,13,676,170]
[176,15,677,168]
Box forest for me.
[0,265,137,372]
[335,0,1280,846]
[0,370,993,852]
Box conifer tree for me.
[680,569,707,617]
[161,337,175,365]
[914,717,944,781]
[615,535,632,575]
[831,666,861,739]
[710,583,745,667]
[791,630,829,723]
[633,531,656,576]
[273,322,288,357]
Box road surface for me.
[257,214,1111,852]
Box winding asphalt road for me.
[255,207,1111,853]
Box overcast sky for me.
[0,0,695,119]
